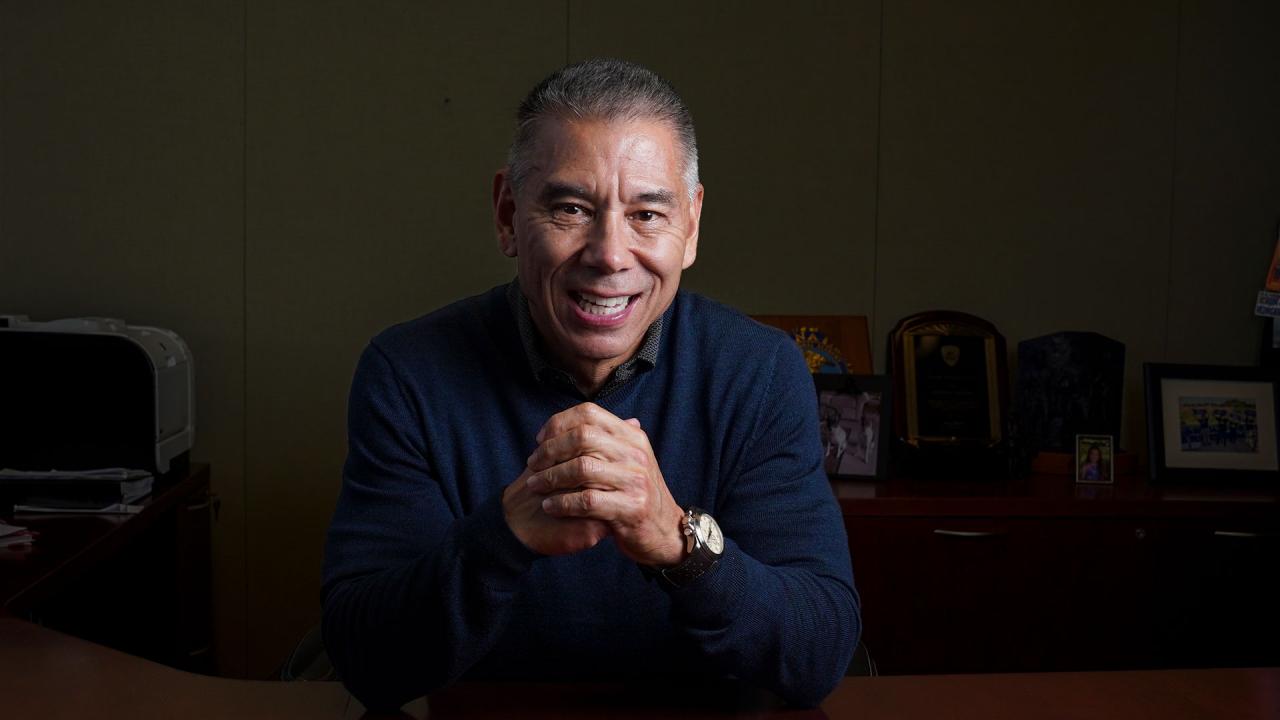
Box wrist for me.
[653,505,690,567]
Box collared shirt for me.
[506,280,662,399]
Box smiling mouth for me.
[573,291,635,317]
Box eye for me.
[551,203,592,222]
[633,210,663,223]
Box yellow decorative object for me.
[793,326,848,374]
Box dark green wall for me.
[2,0,1276,677]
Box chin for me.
[565,333,641,362]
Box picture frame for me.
[815,374,892,481]
[1075,434,1114,485]
[1143,363,1280,484]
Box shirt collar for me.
[506,280,662,398]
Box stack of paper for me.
[0,467,153,510]
[0,520,35,549]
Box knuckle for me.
[576,455,597,477]
[578,490,596,512]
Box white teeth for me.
[575,292,631,316]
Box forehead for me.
[526,116,683,187]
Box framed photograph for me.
[1075,434,1114,484]
[815,374,892,481]
[1144,363,1280,484]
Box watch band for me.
[658,508,721,589]
[659,545,719,588]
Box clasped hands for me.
[502,402,687,567]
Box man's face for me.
[495,117,703,385]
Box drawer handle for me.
[187,493,219,514]
[1213,530,1266,538]
[933,529,1003,538]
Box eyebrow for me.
[538,182,591,205]
[536,182,678,207]
[632,189,677,207]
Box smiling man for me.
[321,59,859,712]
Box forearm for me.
[322,493,538,711]
[667,538,859,707]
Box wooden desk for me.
[1,464,214,672]
[5,618,1279,719]
[3,617,348,719]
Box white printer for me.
[0,315,195,476]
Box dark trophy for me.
[1013,331,1125,455]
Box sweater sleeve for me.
[320,343,539,712]
[664,338,861,707]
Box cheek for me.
[519,240,579,291]
[636,242,688,281]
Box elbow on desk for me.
[776,582,862,708]
[320,581,452,713]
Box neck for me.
[557,353,624,398]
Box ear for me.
[493,169,518,257]
[681,183,704,270]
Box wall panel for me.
[0,0,248,676]
[875,0,1179,451]
[1166,0,1280,364]
[243,0,565,676]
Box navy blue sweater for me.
[321,284,859,710]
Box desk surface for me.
[0,464,210,612]
[5,618,1279,719]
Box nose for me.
[579,211,632,273]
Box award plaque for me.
[888,311,1008,451]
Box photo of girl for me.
[1075,434,1114,484]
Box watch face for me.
[697,514,725,555]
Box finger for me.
[535,402,620,443]
[541,488,623,520]
[527,422,631,472]
[526,454,616,493]
[625,418,641,428]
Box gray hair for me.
[506,58,700,199]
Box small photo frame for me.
[1075,434,1114,485]
[815,374,892,481]
[1144,363,1280,484]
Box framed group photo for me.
[1144,363,1280,484]
[815,375,892,481]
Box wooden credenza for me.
[836,473,1280,675]
[1,463,215,673]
